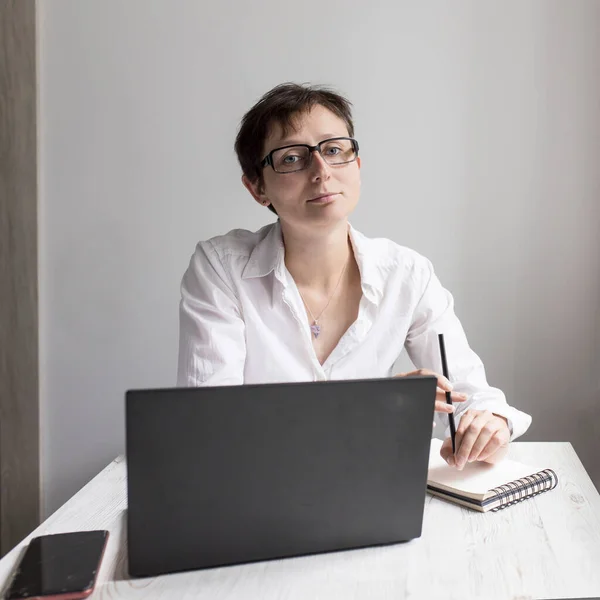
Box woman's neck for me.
[281,220,353,293]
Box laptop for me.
[125,375,437,577]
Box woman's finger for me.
[455,411,494,469]
[435,400,455,413]
[479,442,509,464]
[472,431,503,463]
[453,410,477,466]
[435,389,468,404]
[477,430,510,463]
[439,436,454,465]
[434,387,457,412]
[466,419,500,462]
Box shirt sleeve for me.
[177,240,246,387]
[404,258,532,441]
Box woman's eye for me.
[324,146,341,155]
[283,155,301,163]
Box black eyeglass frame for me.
[260,137,360,173]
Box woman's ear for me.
[242,175,270,207]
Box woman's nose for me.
[310,150,331,180]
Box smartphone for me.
[5,530,109,600]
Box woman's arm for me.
[177,240,246,387]
[404,258,532,442]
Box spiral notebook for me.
[427,438,558,512]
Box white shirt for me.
[178,220,532,441]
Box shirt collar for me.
[241,220,386,305]
[348,224,384,305]
[241,220,285,280]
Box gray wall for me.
[38,0,600,516]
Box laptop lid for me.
[125,375,437,577]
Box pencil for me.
[438,333,456,454]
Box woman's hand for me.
[395,368,468,415]
[439,409,510,469]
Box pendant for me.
[310,323,321,339]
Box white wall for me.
[38,0,600,516]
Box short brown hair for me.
[234,82,355,215]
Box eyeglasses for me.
[261,137,359,174]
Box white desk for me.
[1,443,600,600]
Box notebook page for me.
[427,438,546,499]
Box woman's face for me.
[245,105,361,233]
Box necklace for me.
[297,259,349,339]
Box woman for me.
[178,82,531,469]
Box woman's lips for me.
[308,193,338,203]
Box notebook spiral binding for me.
[490,469,558,512]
